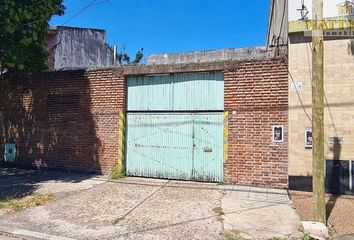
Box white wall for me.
[289,0,348,21]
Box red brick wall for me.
[224,59,288,188]
[4,68,125,174]
[1,60,288,187]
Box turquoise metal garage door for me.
[126,113,223,182]
[126,72,224,182]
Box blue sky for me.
[50,0,270,60]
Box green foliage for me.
[303,233,313,240]
[7,200,23,212]
[226,237,243,240]
[116,44,144,65]
[220,230,243,240]
[0,0,65,78]
[110,169,126,180]
[212,206,224,216]
[132,48,144,64]
[0,193,53,212]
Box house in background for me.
[268,0,354,194]
[46,26,114,70]
[266,0,288,48]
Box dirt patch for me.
[290,191,354,237]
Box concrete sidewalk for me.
[220,185,302,239]
[0,170,302,240]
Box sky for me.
[50,0,271,61]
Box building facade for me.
[0,48,289,188]
[268,0,354,194]
[46,26,114,70]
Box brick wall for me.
[224,59,288,188]
[1,59,289,187]
[0,68,125,174]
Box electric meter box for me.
[4,143,16,162]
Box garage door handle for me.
[203,147,213,153]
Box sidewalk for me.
[220,185,302,239]
[0,169,303,240]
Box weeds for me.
[303,234,313,240]
[110,170,126,180]
[212,206,224,216]
[0,193,53,213]
[220,230,243,240]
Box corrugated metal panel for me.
[127,72,224,111]
[127,75,173,111]
[172,72,224,111]
[126,114,194,180]
[192,114,223,182]
[126,113,223,182]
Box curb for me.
[0,226,76,240]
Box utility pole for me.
[312,0,326,224]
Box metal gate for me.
[126,72,224,182]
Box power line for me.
[282,55,312,122]
[61,0,99,26]
[61,0,110,26]
[272,0,310,121]
[16,0,109,29]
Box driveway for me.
[0,169,302,240]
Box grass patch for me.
[0,193,53,213]
[110,169,126,180]
[303,233,315,240]
[212,206,224,216]
[220,230,243,240]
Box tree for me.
[0,0,65,78]
[116,44,144,65]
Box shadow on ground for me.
[0,168,100,200]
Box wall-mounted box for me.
[4,143,16,162]
[272,125,284,143]
[305,128,312,148]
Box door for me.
[126,72,224,182]
[126,114,194,180]
[126,113,223,182]
[192,114,223,181]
